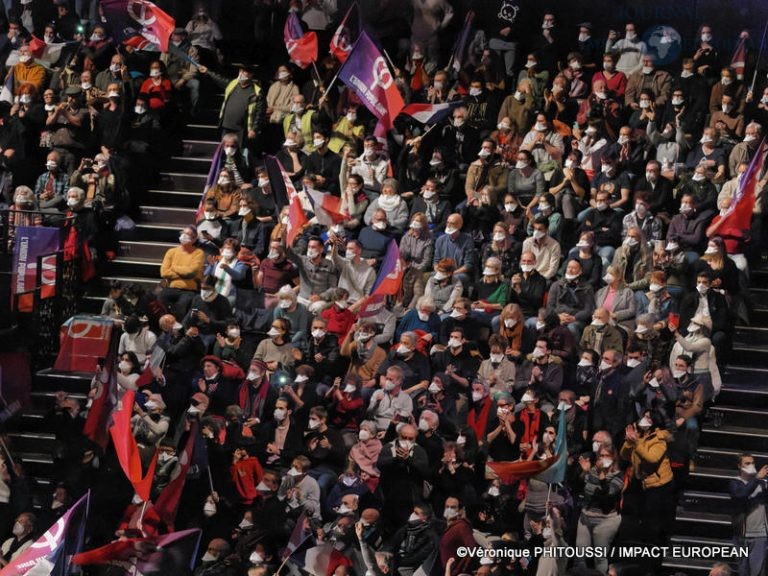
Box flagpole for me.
[0,437,15,468]
[381,48,397,73]
[274,554,293,576]
[207,465,215,494]
[751,21,768,93]
[322,66,343,100]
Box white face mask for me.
[201,289,214,300]
[149,69,161,78]
[418,418,430,432]
[396,344,411,356]
[591,319,605,328]
[274,408,287,421]
[592,441,601,453]
[533,229,545,240]
[383,380,396,392]
[704,246,718,255]
[221,249,234,259]
[603,62,614,71]
[469,87,482,97]
[490,353,504,363]
[564,273,579,282]
[358,429,371,441]
[453,118,465,127]
[471,391,484,402]
[600,457,613,469]
[307,248,320,259]
[418,311,430,322]
[672,369,687,379]
[535,321,546,331]
[686,323,699,333]
[247,370,261,381]
[311,329,326,339]
[638,417,653,429]
[672,97,684,106]
[599,359,612,372]
[201,551,217,562]
[134,105,146,115]
[343,384,356,394]
[497,122,510,131]
[483,267,496,277]
[428,382,441,394]
[649,377,660,388]
[603,274,614,284]
[626,358,641,368]
[578,359,592,368]
[278,299,292,309]
[313,138,325,148]
[515,160,528,170]
[521,263,534,273]
[478,148,491,159]
[504,318,517,329]
[308,419,321,430]
[505,203,517,212]
[444,226,458,236]
[448,338,462,349]
[267,327,282,338]
[410,220,423,231]
[422,189,436,200]
[19,54,31,63]
[118,361,131,373]
[697,283,709,296]
[492,232,506,243]
[249,552,263,565]
[595,91,608,100]
[742,464,757,475]
[372,221,387,231]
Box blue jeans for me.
[307,466,338,496]
[597,246,616,270]
[737,535,766,576]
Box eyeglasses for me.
[400,436,417,441]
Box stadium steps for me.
[663,276,768,574]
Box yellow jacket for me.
[12,62,46,93]
[160,246,204,291]
[621,429,674,490]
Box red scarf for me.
[467,397,492,441]
[519,409,542,456]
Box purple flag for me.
[195,143,223,221]
[338,32,404,129]
[11,226,60,311]
[371,239,403,296]
[448,11,474,73]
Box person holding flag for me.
[199,61,265,147]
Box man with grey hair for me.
[592,349,633,446]
[367,365,413,432]
[374,331,430,394]
[729,121,762,176]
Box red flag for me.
[83,357,117,450]
[708,139,766,236]
[329,3,360,63]
[731,36,747,80]
[110,390,158,502]
[123,35,156,51]
[285,12,318,69]
[29,35,46,58]
[357,293,388,319]
[371,240,404,296]
[487,456,558,484]
[153,421,198,530]
[287,193,308,247]
[73,528,201,573]
[128,0,175,52]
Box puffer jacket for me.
[621,428,674,490]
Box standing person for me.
[729,453,768,576]
[620,412,674,546]
[200,62,265,149]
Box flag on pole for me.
[73,528,201,573]
[122,35,157,51]
[285,12,318,69]
[338,31,405,130]
[731,36,747,80]
[709,139,766,236]
[371,239,404,296]
[266,157,308,245]
[282,512,313,561]
[305,188,346,226]
[401,101,463,125]
[83,350,118,450]
[533,405,567,484]
[0,492,90,576]
[29,36,73,66]
[448,11,474,73]
[195,143,223,221]
[110,390,158,502]
[0,69,14,104]
[153,421,199,531]
[100,0,175,52]
[329,2,360,63]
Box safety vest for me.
[282,110,316,153]
[220,80,262,132]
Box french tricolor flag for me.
[401,101,462,125]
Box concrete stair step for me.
[119,240,176,261]
[139,205,198,226]
[7,431,58,453]
[679,490,733,515]
[700,424,767,452]
[34,368,93,395]
[685,466,738,493]
[717,382,768,408]
[733,326,768,346]
[166,155,213,174]
[145,189,202,208]
[181,138,219,158]
[696,446,768,470]
[673,509,733,540]
[184,123,219,140]
[107,257,161,279]
[133,223,190,243]
[158,171,208,193]
[706,404,768,428]
[101,275,159,293]
[729,344,768,367]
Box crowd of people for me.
[1,1,767,576]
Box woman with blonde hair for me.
[204,167,241,219]
[496,303,525,358]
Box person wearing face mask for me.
[304,130,342,196]
[463,184,503,246]
[545,259,595,336]
[227,438,265,506]
[302,406,347,494]
[710,93,746,145]
[685,126,727,185]
[547,150,589,224]
[507,149,545,213]
[256,241,299,296]
[271,285,309,344]
[367,366,414,433]
[622,188,663,243]
[611,224,653,288]
[465,139,508,203]
[296,317,341,380]
[438,496,475,574]
[349,421,383,487]
[396,212,436,309]
[0,513,36,564]
[132,392,170,453]
[213,321,251,369]
[222,195,268,257]
[266,64,299,127]
[198,62,264,144]
[621,411,674,545]
[68,152,116,209]
[341,321,387,391]
[10,45,45,94]
[376,428,430,530]
[624,54,672,112]
[465,380,497,446]
[204,238,248,305]
[286,236,338,302]
[195,538,232,574]
[431,326,481,406]
[708,65,747,116]
[34,150,68,211]
[573,445,624,573]
[579,186,623,269]
[592,349,633,446]
[668,354,705,466]
[605,22,646,76]
[314,287,353,342]
[669,314,721,398]
[729,453,768,576]
[521,216,561,280]
[440,106,481,171]
[667,192,715,263]
[184,275,233,344]
[395,296,440,344]
[160,225,205,316]
[138,59,173,115]
[375,331,430,396]
[253,318,295,373]
[237,359,279,427]
[580,307,625,357]
[363,178,408,232]
[437,297,481,345]
[158,27,201,115]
